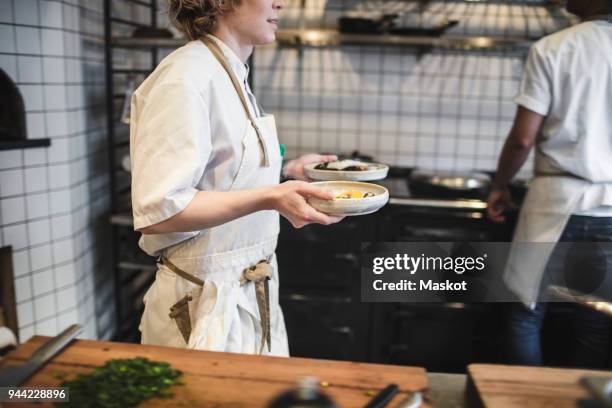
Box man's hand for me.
[487,186,514,223]
[282,154,338,181]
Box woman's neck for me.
[211,26,253,63]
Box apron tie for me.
[240,261,273,354]
[160,256,272,353]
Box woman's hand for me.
[487,186,514,223]
[282,154,338,181]
[269,180,344,228]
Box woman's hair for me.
[167,0,241,40]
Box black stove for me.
[374,166,518,242]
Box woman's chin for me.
[256,33,276,45]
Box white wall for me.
[254,1,573,174]
[0,0,110,341]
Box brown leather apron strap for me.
[240,261,273,353]
[160,256,204,287]
[160,256,273,353]
[200,36,270,167]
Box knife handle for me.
[364,384,399,408]
[31,324,82,363]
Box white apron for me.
[504,176,612,306]
[139,37,289,356]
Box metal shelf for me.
[389,197,487,210]
[275,29,535,51]
[112,31,536,51]
[112,37,186,49]
[110,213,133,226]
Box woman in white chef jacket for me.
[487,0,612,367]
[129,0,342,355]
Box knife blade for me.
[0,324,82,387]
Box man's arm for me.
[487,106,545,222]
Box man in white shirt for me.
[487,0,612,367]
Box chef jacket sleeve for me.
[514,45,552,116]
[130,80,211,230]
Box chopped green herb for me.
[55,357,183,408]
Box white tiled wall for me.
[254,1,573,174]
[0,0,111,342]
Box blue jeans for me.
[507,215,612,368]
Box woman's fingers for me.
[297,183,335,200]
[318,154,338,163]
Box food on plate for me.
[314,160,371,171]
[335,190,376,199]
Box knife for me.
[364,384,399,408]
[0,324,82,387]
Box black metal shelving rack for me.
[104,0,166,342]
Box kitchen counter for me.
[2,336,429,407]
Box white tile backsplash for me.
[56,286,76,312]
[40,28,64,55]
[24,166,48,193]
[34,292,55,320]
[40,0,63,29]
[18,324,35,342]
[36,316,58,335]
[0,24,16,53]
[30,244,53,271]
[56,309,78,330]
[52,239,73,264]
[49,189,71,214]
[44,84,67,110]
[14,275,32,303]
[26,112,46,139]
[48,164,70,189]
[0,1,13,24]
[54,262,75,288]
[0,169,24,197]
[46,111,69,137]
[2,223,28,250]
[42,57,64,83]
[1,196,26,224]
[11,249,30,277]
[15,26,41,55]
[19,84,44,111]
[17,56,42,83]
[17,301,35,327]
[0,54,18,82]
[47,137,69,162]
[27,218,51,245]
[14,0,39,26]
[32,267,54,296]
[24,149,46,170]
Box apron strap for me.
[200,36,270,167]
[240,261,273,354]
[160,256,204,286]
[160,256,272,353]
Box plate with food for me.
[308,181,389,216]
[304,160,389,181]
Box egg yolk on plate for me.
[335,190,375,199]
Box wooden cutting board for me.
[467,363,612,408]
[1,336,428,407]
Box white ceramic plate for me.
[308,181,389,216]
[304,162,389,181]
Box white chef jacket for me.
[504,20,612,305]
[515,20,612,215]
[130,36,263,255]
